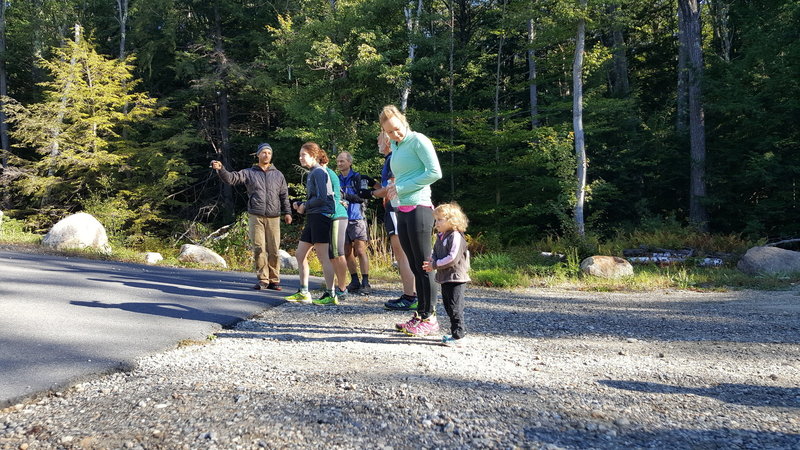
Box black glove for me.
[357,175,376,199]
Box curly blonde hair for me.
[434,202,469,232]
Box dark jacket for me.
[339,170,365,220]
[304,166,335,215]
[217,164,291,217]
[432,230,471,284]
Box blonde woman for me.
[379,105,442,335]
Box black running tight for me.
[396,206,436,319]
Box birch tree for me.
[400,0,423,112]
[573,0,588,236]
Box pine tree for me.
[3,25,158,209]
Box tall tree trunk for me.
[0,1,9,170]
[116,0,129,121]
[709,0,732,62]
[400,0,422,112]
[116,0,129,60]
[527,16,539,129]
[213,1,233,221]
[573,0,587,236]
[449,2,455,197]
[493,0,507,206]
[608,4,630,97]
[676,5,689,134]
[679,0,709,230]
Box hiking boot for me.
[346,280,361,294]
[441,335,466,348]
[312,291,339,306]
[359,283,372,295]
[383,294,418,311]
[395,313,420,332]
[403,315,439,337]
[285,290,312,303]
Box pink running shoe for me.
[395,313,420,332]
[403,315,440,337]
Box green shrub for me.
[471,252,513,270]
[83,193,136,244]
[0,216,41,244]
[471,268,531,288]
[205,213,252,271]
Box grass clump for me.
[0,216,41,245]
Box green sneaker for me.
[285,290,312,303]
[312,291,339,306]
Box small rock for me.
[614,418,631,427]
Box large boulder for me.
[580,255,634,279]
[737,246,800,276]
[144,252,164,265]
[280,249,298,270]
[42,212,111,254]
[178,244,227,268]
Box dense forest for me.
[0,0,797,246]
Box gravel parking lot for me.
[1,284,799,449]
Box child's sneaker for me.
[312,291,339,306]
[395,313,420,332]
[403,315,440,337]
[441,335,466,348]
[285,290,312,303]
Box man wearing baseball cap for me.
[211,143,292,290]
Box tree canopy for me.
[0,0,797,242]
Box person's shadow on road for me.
[71,300,241,325]
[599,379,800,408]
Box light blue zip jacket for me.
[390,131,442,206]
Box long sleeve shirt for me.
[304,165,334,215]
[390,131,442,206]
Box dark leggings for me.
[442,282,466,339]
[396,207,436,319]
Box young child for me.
[421,202,471,347]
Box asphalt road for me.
[0,250,300,408]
